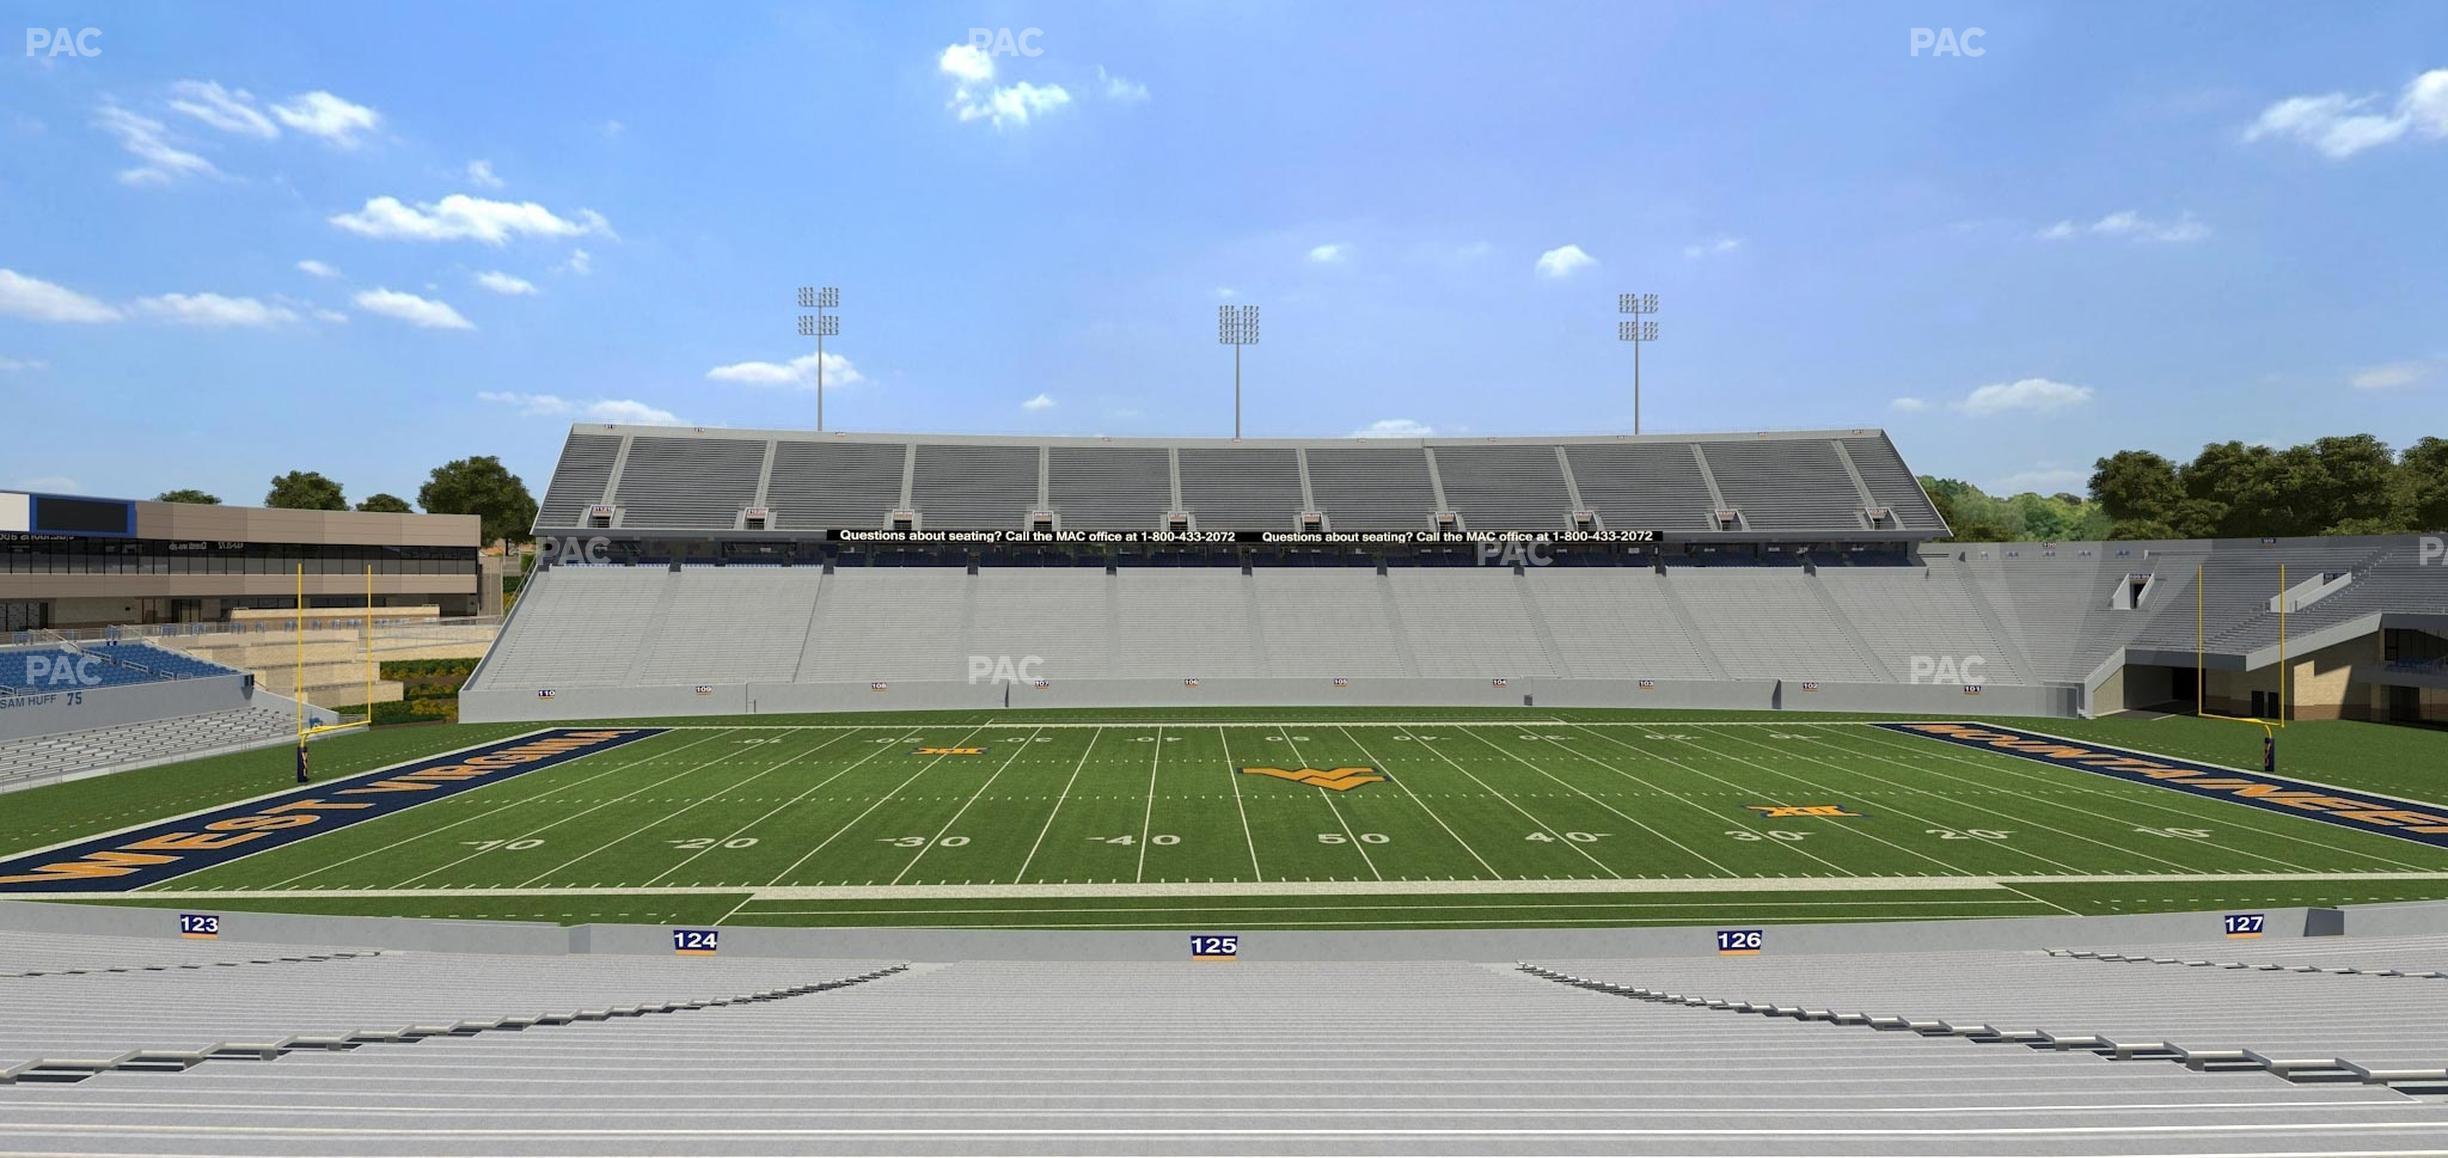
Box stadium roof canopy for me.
[533,424,1948,542]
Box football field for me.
[30,716,2448,930]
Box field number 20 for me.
[667,837,759,850]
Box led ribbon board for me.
[0,728,668,892]
[1882,722,2448,848]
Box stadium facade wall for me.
[6,895,2430,960]
[459,676,2077,722]
[0,672,251,742]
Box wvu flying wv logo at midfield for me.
[1241,766,1385,792]
[1747,804,1861,818]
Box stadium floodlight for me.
[1617,293,1661,434]
[795,286,841,431]
[1218,304,1260,439]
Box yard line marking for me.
[763,722,996,887]
[512,728,845,888]
[1840,725,2434,872]
[1215,726,1265,882]
[648,728,905,886]
[893,727,1045,885]
[1132,726,1163,883]
[1386,726,1619,877]
[1566,724,1983,877]
[1520,728,1857,876]
[1335,726,1503,879]
[1791,726,2301,875]
[1450,727,1735,876]
[246,729,734,891]
[390,730,751,888]
[1993,881,2082,917]
[1280,725,1382,882]
[1013,727,1104,883]
[1704,726,2160,875]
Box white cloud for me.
[1352,418,1435,438]
[353,288,474,330]
[476,390,571,416]
[465,159,503,189]
[0,269,122,323]
[311,307,348,324]
[557,248,594,276]
[1307,243,1349,264]
[583,399,683,425]
[1215,286,1238,299]
[478,392,680,425]
[1022,393,1057,411]
[330,194,613,245]
[2038,210,2210,243]
[474,270,538,296]
[166,80,278,139]
[13,475,83,494]
[295,259,339,279]
[1889,397,1930,413]
[957,81,1072,127]
[938,44,995,85]
[1955,377,2095,416]
[135,292,300,327]
[95,105,219,185]
[1990,467,2091,495]
[0,356,46,372]
[1534,244,1597,278]
[1683,235,1743,259]
[271,90,381,147]
[1097,65,1150,103]
[2244,69,2448,158]
[939,43,1072,127]
[704,350,865,390]
[2350,361,2432,390]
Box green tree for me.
[2088,450,2183,523]
[154,489,221,505]
[264,470,347,511]
[418,455,538,546]
[2306,434,2397,532]
[2106,519,2180,540]
[355,493,414,514]
[2402,436,2448,531]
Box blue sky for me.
[2,1,2443,507]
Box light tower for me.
[1617,292,1659,435]
[796,286,840,431]
[1218,304,1259,440]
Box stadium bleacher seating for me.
[2,944,2438,1153]
[0,707,302,788]
[537,425,1931,535]
[1528,938,2448,1092]
[0,642,239,690]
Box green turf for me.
[1992,714,2448,805]
[16,710,2448,931]
[0,722,530,856]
